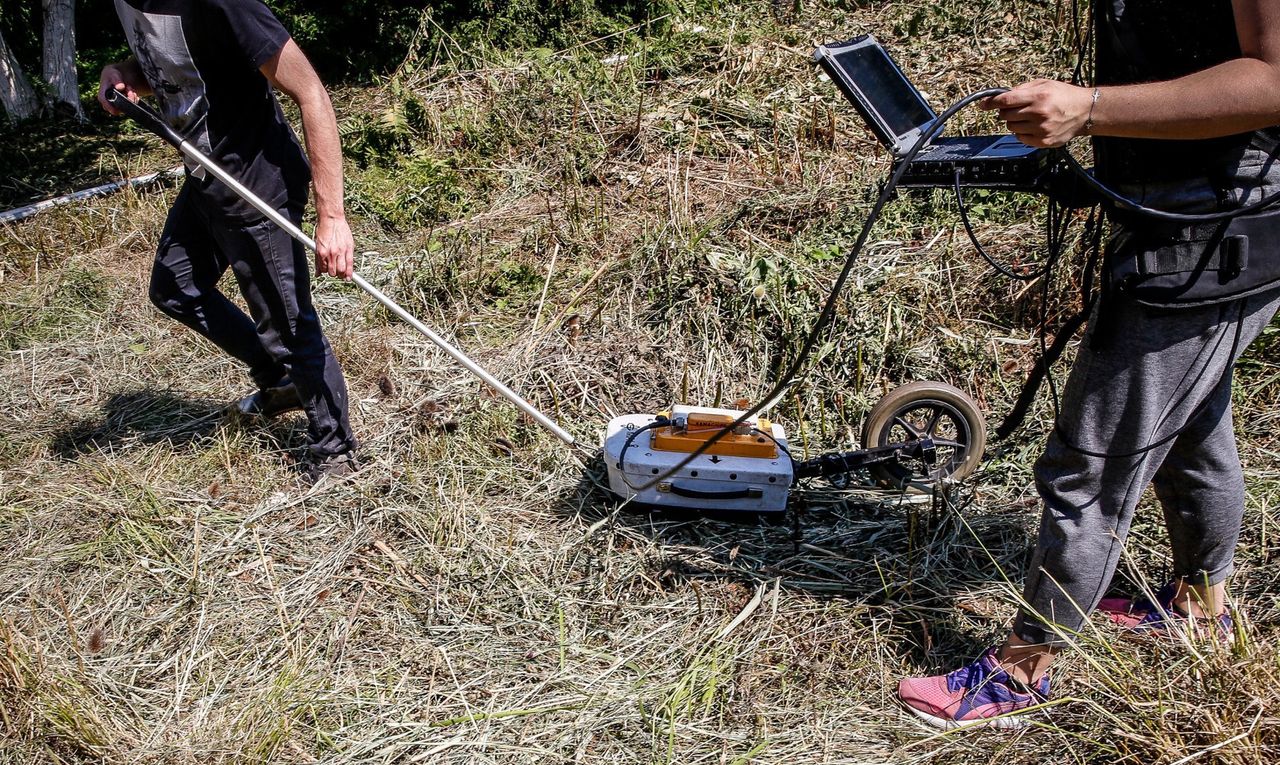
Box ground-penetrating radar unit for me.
[603,383,986,514]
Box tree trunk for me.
[42,0,83,120]
[0,26,40,124]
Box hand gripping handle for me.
[106,88,185,149]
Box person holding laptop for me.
[897,0,1280,728]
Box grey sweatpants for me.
[1013,286,1280,646]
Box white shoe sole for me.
[905,702,1033,730]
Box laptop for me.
[813,35,1051,191]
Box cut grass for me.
[1,2,1278,763]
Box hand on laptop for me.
[981,79,1095,149]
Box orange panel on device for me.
[650,413,779,459]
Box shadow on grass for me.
[556,453,1034,662]
[49,388,304,460]
[0,115,157,210]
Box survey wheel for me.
[861,381,986,491]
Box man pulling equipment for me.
[99,0,360,481]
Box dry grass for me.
[2,2,1279,763]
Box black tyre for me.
[861,381,986,491]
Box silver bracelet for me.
[1084,87,1100,134]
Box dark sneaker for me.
[1097,583,1233,643]
[304,451,360,483]
[898,647,1049,730]
[230,379,303,420]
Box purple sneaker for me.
[898,647,1048,729]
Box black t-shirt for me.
[1094,0,1280,186]
[114,0,310,221]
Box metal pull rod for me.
[106,89,574,445]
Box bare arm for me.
[98,57,153,114]
[260,38,354,280]
[982,0,1280,147]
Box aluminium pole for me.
[106,90,574,445]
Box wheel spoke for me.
[892,415,922,439]
[866,385,985,485]
[924,407,944,437]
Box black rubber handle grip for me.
[106,88,184,148]
[667,484,763,501]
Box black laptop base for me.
[895,148,1055,192]
[893,153,1101,209]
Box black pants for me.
[148,184,356,458]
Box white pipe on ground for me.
[0,166,183,225]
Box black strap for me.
[995,304,1092,440]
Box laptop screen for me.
[815,35,938,156]
[829,41,933,137]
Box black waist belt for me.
[1107,208,1280,307]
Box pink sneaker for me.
[1098,583,1233,642]
[898,647,1049,729]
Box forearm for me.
[295,84,346,219]
[1091,58,1280,140]
[261,38,354,278]
[985,0,1280,148]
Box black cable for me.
[616,419,794,490]
[616,69,1269,478]
[994,167,1097,441]
[1028,157,1265,458]
[615,418,668,490]
[751,426,795,466]
[1021,170,1249,460]
[1069,0,1094,88]
[627,87,1013,493]
[1042,0,1275,225]
[953,169,1050,281]
[1058,150,1280,223]
[1044,299,1247,459]
[974,3,1271,460]
[997,0,1266,456]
